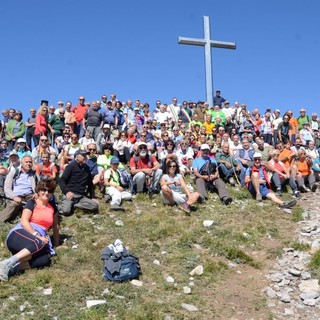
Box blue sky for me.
[1,0,319,118]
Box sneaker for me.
[280,199,297,209]
[276,188,282,196]
[179,203,191,215]
[294,190,302,199]
[229,177,236,187]
[0,260,11,282]
[256,193,262,202]
[311,183,319,192]
[222,196,232,205]
[110,204,125,211]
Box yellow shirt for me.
[203,122,215,134]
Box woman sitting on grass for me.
[0,178,59,281]
[160,158,199,214]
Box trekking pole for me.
[232,166,241,186]
[0,194,26,206]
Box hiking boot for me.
[294,190,302,199]
[256,193,262,202]
[280,199,297,209]
[311,183,319,192]
[197,195,206,203]
[104,194,111,203]
[229,177,236,187]
[299,185,309,193]
[222,196,232,205]
[0,260,11,282]
[276,188,282,196]
[110,204,125,212]
[179,203,191,215]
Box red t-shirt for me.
[130,155,156,169]
[72,104,88,123]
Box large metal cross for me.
[178,16,236,107]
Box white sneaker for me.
[0,260,11,281]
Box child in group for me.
[35,152,58,181]
[104,156,132,211]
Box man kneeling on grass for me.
[245,152,297,209]
[104,156,132,211]
[160,159,199,214]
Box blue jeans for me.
[218,163,235,179]
[271,172,297,191]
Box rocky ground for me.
[264,188,320,320]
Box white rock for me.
[131,279,143,287]
[153,259,160,265]
[189,265,204,276]
[242,232,252,239]
[43,288,52,295]
[188,282,195,287]
[266,287,277,298]
[227,262,237,268]
[20,305,26,312]
[302,299,316,306]
[72,244,79,249]
[183,286,191,294]
[203,220,215,227]
[166,276,175,283]
[300,291,320,300]
[115,220,124,227]
[102,288,110,295]
[279,292,291,303]
[282,208,292,214]
[298,279,320,293]
[301,271,311,280]
[284,308,295,315]
[161,251,167,255]
[288,269,301,277]
[151,203,157,207]
[86,300,106,308]
[181,303,198,312]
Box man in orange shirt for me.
[286,110,298,144]
[72,96,88,138]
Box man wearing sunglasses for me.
[130,142,162,194]
[0,156,36,222]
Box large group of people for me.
[0,91,320,281]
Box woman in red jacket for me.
[34,105,48,146]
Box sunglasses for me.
[40,187,54,194]
[88,149,96,151]
[254,158,261,161]
[167,143,174,146]
[168,165,177,168]
[40,139,48,142]
[139,146,147,150]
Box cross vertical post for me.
[178,16,236,107]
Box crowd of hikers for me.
[0,90,320,281]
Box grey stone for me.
[166,276,175,283]
[298,279,320,293]
[301,271,311,280]
[181,303,198,312]
[183,286,191,294]
[279,292,291,303]
[266,287,277,298]
[288,269,301,277]
[302,298,316,306]
[300,291,320,300]
[270,273,283,283]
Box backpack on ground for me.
[101,240,141,282]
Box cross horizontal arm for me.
[210,40,236,49]
[178,36,206,46]
[179,37,236,49]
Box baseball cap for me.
[9,150,18,157]
[103,124,110,129]
[201,144,210,150]
[17,138,26,143]
[253,152,262,158]
[110,156,120,164]
[138,142,147,148]
[74,149,87,156]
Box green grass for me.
[0,185,304,319]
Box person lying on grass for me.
[160,158,199,214]
[0,178,60,281]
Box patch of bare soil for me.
[210,190,320,320]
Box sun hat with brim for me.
[253,152,262,158]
